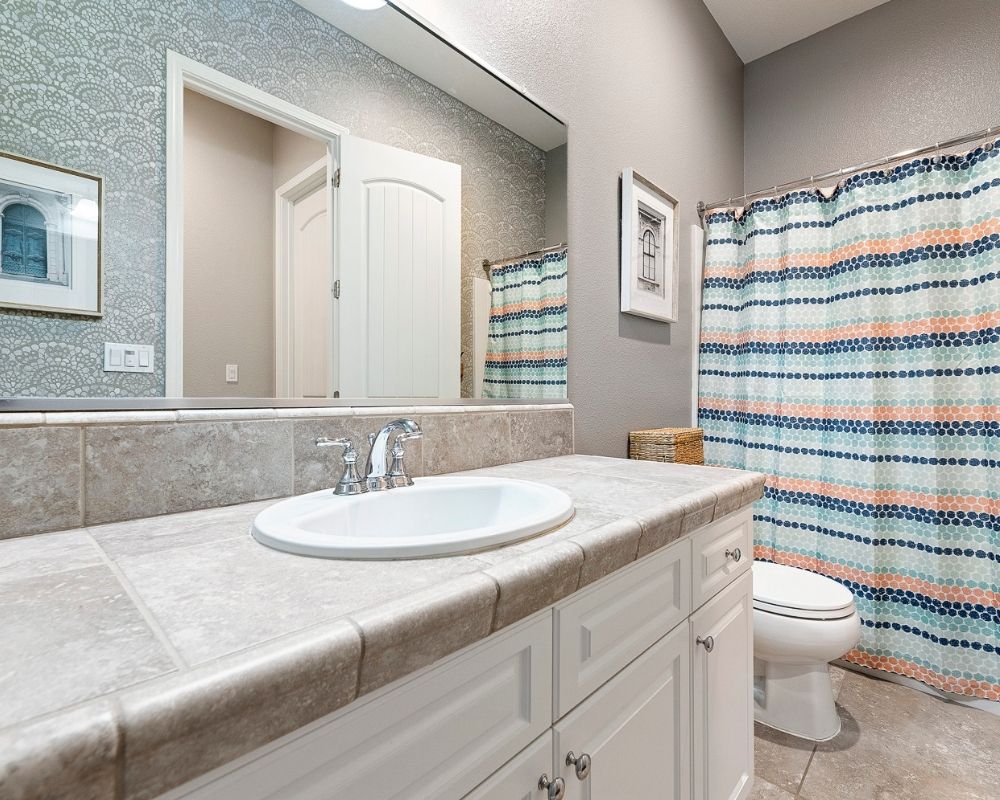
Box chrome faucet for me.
[315,418,422,496]
[364,418,422,491]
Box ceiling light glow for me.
[338,0,387,10]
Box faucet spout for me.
[364,418,422,491]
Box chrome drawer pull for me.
[566,751,592,780]
[538,774,566,800]
[725,547,742,562]
[697,634,715,652]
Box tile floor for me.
[751,666,1000,800]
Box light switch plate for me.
[104,342,155,373]
[225,364,239,383]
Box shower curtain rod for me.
[697,123,1000,218]
[482,242,567,272]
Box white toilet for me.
[752,561,861,741]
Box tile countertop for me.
[0,455,765,800]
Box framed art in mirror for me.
[0,151,102,316]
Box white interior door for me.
[290,180,332,397]
[275,158,334,399]
[338,135,461,399]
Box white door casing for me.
[275,158,333,398]
[338,135,461,399]
[165,51,346,397]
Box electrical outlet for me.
[225,364,239,383]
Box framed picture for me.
[0,151,102,316]
[620,168,678,322]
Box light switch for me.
[104,342,154,373]
[225,364,239,383]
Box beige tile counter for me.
[0,455,765,800]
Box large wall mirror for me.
[1,0,567,408]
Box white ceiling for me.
[702,0,891,63]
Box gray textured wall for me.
[408,0,744,455]
[744,0,1000,190]
[0,0,545,397]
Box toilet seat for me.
[753,561,855,620]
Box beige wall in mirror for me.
[0,1,568,406]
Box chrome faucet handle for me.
[315,437,366,496]
[386,431,422,488]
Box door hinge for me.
[332,167,341,188]
[333,279,341,299]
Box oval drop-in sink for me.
[251,476,575,559]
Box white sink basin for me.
[251,476,575,559]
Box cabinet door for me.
[554,624,691,800]
[555,537,690,717]
[464,732,554,800]
[691,572,753,800]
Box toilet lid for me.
[753,561,855,620]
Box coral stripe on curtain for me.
[699,140,1000,701]
[483,249,568,399]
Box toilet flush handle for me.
[697,635,715,652]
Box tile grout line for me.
[83,531,189,671]
[78,425,86,527]
[795,744,818,797]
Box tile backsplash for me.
[0,405,574,538]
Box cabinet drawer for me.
[554,537,690,718]
[171,615,552,800]
[691,509,752,609]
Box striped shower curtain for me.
[698,141,999,701]
[483,248,568,399]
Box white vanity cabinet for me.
[167,508,754,800]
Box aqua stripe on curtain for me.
[699,140,1000,701]
[483,249,568,399]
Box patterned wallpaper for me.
[0,0,546,397]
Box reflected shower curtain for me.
[699,142,999,700]
[483,248,568,399]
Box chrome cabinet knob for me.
[697,634,715,652]
[725,547,742,562]
[565,751,592,780]
[538,774,566,800]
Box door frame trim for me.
[165,51,348,397]
[274,158,332,398]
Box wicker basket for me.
[629,427,704,465]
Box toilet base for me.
[753,658,841,741]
